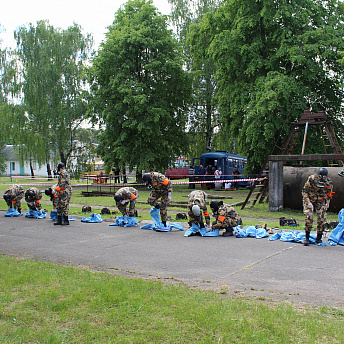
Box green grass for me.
[1,255,344,343]
[0,177,343,342]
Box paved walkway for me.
[1,211,343,308]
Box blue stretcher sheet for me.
[5,208,22,217]
[108,216,139,227]
[328,208,344,246]
[235,226,269,239]
[25,209,47,219]
[184,223,219,237]
[141,207,184,232]
[81,213,103,223]
[269,231,326,246]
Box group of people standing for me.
[3,163,72,225]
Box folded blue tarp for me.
[25,209,47,219]
[184,223,219,237]
[328,208,344,246]
[235,226,269,239]
[81,213,103,223]
[108,216,138,227]
[5,208,22,217]
[141,207,184,232]
[269,231,326,246]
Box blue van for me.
[193,150,247,187]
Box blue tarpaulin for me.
[81,213,103,223]
[141,207,184,232]
[184,223,219,237]
[328,208,344,246]
[25,209,47,219]
[108,216,139,227]
[269,231,326,246]
[235,226,269,239]
[5,208,22,217]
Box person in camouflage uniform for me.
[45,184,59,210]
[142,172,172,226]
[54,163,72,226]
[302,167,333,246]
[187,190,210,228]
[3,184,25,213]
[210,200,241,236]
[114,187,139,217]
[25,187,43,212]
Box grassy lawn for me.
[0,176,343,342]
[1,256,344,343]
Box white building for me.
[2,145,55,177]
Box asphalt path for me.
[1,210,344,308]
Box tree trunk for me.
[47,162,53,180]
[136,167,142,184]
[122,167,127,184]
[30,159,35,178]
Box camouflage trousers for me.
[188,210,210,227]
[147,190,170,222]
[6,200,22,213]
[303,201,327,234]
[117,200,137,217]
[57,191,72,217]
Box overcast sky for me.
[0,0,171,51]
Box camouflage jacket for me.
[25,187,42,202]
[115,187,139,204]
[216,204,239,222]
[58,170,72,193]
[5,184,25,201]
[150,172,172,193]
[302,174,333,204]
[188,190,208,212]
[49,184,59,208]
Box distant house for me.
[1,145,54,177]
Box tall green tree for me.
[89,0,192,172]
[13,20,93,175]
[199,0,344,173]
[169,0,223,157]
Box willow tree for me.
[89,0,192,173]
[13,20,93,175]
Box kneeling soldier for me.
[114,187,139,217]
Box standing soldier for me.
[210,200,241,236]
[142,172,172,227]
[114,187,139,217]
[25,187,43,213]
[3,184,25,213]
[187,190,210,229]
[302,167,334,246]
[54,163,73,226]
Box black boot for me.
[303,231,310,246]
[62,215,69,226]
[223,227,234,237]
[162,221,167,227]
[316,232,323,244]
[54,215,62,225]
